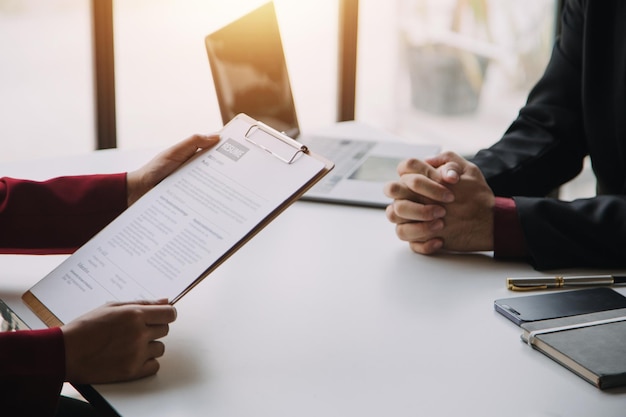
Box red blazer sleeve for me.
[0,174,128,254]
[0,328,66,416]
[0,174,127,413]
[493,197,527,260]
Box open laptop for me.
[204,2,439,208]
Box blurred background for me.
[3,0,589,196]
[0,0,555,156]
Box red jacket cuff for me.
[0,327,66,414]
[493,197,527,259]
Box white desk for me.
[2,145,626,417]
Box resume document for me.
[26,114,330,325]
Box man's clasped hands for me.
[384,151,496,256]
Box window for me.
[356,0,558,156]
[113,0,338,150]
[2,0,558,166]
[1,0,339,162]
[0,0,94,163]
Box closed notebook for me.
[521,307,626,390]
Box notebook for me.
[204,2,439,208]
[521,307,626,389]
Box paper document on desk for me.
[22,113,333,327]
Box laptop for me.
[204,1,439,208]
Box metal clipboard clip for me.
[244,122,308,164]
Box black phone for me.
[494,287,626,326]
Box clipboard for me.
[22,113,334,327]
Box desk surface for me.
[3,142,626,417]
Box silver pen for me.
[507,274,626,291]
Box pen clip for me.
[507,283,549,291]
[506,276,566,292]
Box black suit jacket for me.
[470,0,626,269]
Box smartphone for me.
[494,287,626,326]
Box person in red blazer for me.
[385,0,626,270]
[0,134,218,416]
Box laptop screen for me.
[205,2,300,138]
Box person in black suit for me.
[385,0,626,270]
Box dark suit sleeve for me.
[0,174,127,254]
[468,0,626,270]
[471,0,587,197]
[514,195,626,269]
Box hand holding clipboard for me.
[23,113,334,327]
